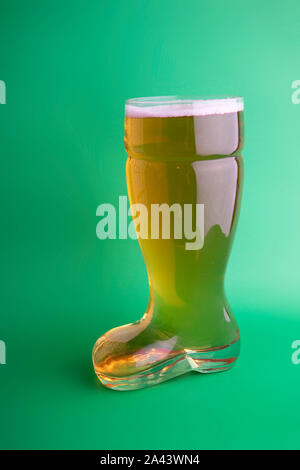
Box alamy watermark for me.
[291,80,300,104]
[291,340,300,365]
[0,340,6,365]
[289,82,300,365]
[1,82,7,361]
[96,196,204,250]
[0,80,6,104]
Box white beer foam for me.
[126,98,244,118]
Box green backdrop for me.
[0,0,300,450]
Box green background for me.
[1,0,300,450]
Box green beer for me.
[93,96,244,390]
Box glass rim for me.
[125,95,244,105]
[125,95,244,117]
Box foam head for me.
[125,97,244,118]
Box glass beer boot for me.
[93,96,244,391]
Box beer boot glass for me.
[93,96,244,391]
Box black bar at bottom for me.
[0,449,297,466]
